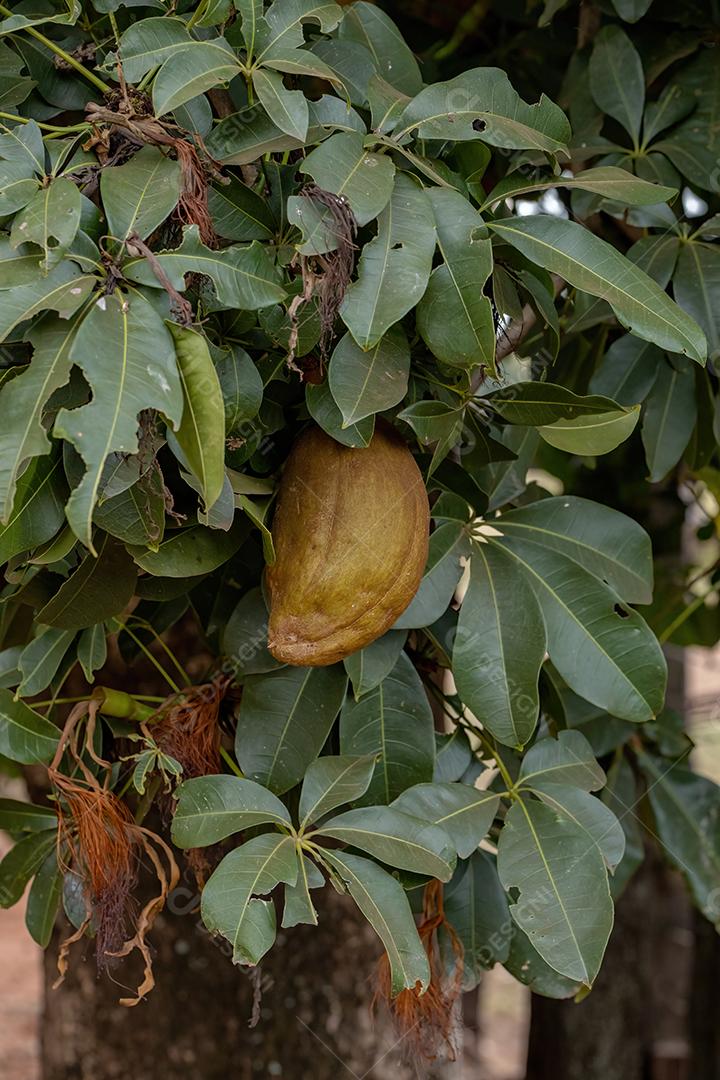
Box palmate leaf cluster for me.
[0,0,718,1005]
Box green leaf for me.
[482,167,677,211]
[18,627,75,698]
[328,327,409,426]
[339,651,435,804]
[588,334,662,406]
[338,1,421,95]
[282,852,324,928]
[0,798,57,833]
[476,425,539,511]
[532,785,626,873]
[0,647,21,690]
[20,40,86,121]
[416,188,495,375]
[200,833,298,965]
[393,521,471,630]
[10,176,81,271]
[392,783,499,859]
[206,106,302,165]
[638,752,720,928]
[589,27,644,144]
[0,315,79,524]
[113,16,193,83]
[320,849,430,994]
[655,51,720,193]
[235,493,274,563]
[167,323,225,514]
[54,291,183,549]
[434,729,473,783]
[94,469,166,549]
[367,73,410,135]
[0,453,66,562]
[27,525,76,567]
[0,119,44,173]
[442,851,511,988]
[628,234,680,288]
[0,691,59,765]
[237,0,264,58]
[341,172,435,350]
[492,536,666,723]
[487,381,621,425]
[538,405,639,456]
[0,262,93,343]
[504,924,581,999]
[640,83,695,145]
[602,755,644,898]
[488,215,706,365]
[394,68,571,153]
[25,850,62,947]
[0,830,56,909]
[298,754,377,828]
[153,42,240,117]
[124,224,285,310]
[453,541,545,748]
[673,242,720,360]
[128,520,246,577]
[260,48,347,91]
[288,189,346,255]
[207,177,275,243]
[300,132,395,228]
[0,2,80,34]
[77,624,107,681]
[101,146,182,244]
[306,379,375,448]
[497,798,613,985]
[253,67,308,141]
[641,357,696,482]
[318,804,456,879]
[216,345,263,432]
[0,161,38,217]
[256,0,343,60]
[518,731,606,792]
[172,775,292,848]
[497,495,653,605]
[611,0,653,19]
[0,42,35,109]
[343,630,407,701]
[310,39,376,107]
[236,665,348,794]
[36,534,137,630]
[488,382,640,456]
[222,587,282,677]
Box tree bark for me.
[41,867,422,1080]
[689,905,720,1080]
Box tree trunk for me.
[689,906,720,1080]
[41,869,422,1080]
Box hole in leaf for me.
[391,242,403,250]
[472,118,487,132]
[613,603,631,619]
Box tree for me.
[0,0,718,1076]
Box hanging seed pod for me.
[266,420,430,666]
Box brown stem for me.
[126,232,193,326]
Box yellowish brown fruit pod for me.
[266,420,430,666]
